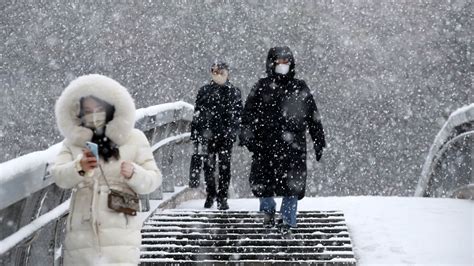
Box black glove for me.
[238,136,254,152]
[245,141,258,153]
[315,147,323,161]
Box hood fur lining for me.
[55,74,136,146]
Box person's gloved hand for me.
[244,140,258,153]
[315,146,323,161]
[247,146,256,153]
[238,136,255,153]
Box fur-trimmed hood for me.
[55,74,136,147]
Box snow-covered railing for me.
[0,144,62,211]
[0,200,71,255]
[0,101,193,211]
[415,103,474,198]
[0,101,194,264]
[136,101,194,198]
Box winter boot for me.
[216,197,229,210]
[204,195,214,208]
[277,221,293,238]
[263,212,275,228]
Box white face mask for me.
[82,111,106,129]
[275,63,290,75]
[212,72,228,85]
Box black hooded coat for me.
[240,46,326,200]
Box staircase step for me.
[155,211,344,219]
[140,259,356,265]
[141,244,352,253]
[144,221,346,227]
[140,210,356,265]
[141,232,350,240]
[142,238,353,246]
[143,228,348,235]
[140,251,355,260]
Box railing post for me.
[161,143,176,193]
[149,150,164,200]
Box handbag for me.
[107,189,140,216]
[99,166,139,216]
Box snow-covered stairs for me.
[140,210,356,265]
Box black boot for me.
[277,221,293,238]
[217,197,229,210]
[263,212,275,228]
[204,195,214,208]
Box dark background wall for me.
[1,0,471,196]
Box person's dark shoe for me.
[277,222,293,238]
[204,195,214,208]
[216,197,229,210]
[263,212,275,228]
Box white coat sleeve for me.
[51,143,84,189]
[126,130,162,195]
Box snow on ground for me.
[175,196,473,266]
[137,186,189,224]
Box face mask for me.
[82,111,106,129]
[275,63,290,75]
[212,73,228,85]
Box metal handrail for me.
[0,144,62,210]
[415,103,474,197]
[422,131,473,198]
[0,200,70,255]
[429,131,474,171]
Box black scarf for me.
[90,127,120,162]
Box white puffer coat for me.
[52,74,162,266]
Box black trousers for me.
[203,148,232,199]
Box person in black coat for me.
[190,62,243,210]
[240,47,326,234]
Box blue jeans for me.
[259,196,298,227]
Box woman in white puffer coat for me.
[52,74,162,265]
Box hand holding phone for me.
[80,142,99,172]
[85,142,99,161]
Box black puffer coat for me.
[190,81,242,152]
[240,46,326,200]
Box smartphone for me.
[85,141,99,161]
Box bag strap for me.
[98,165,112,189]
[98,164,138,196]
